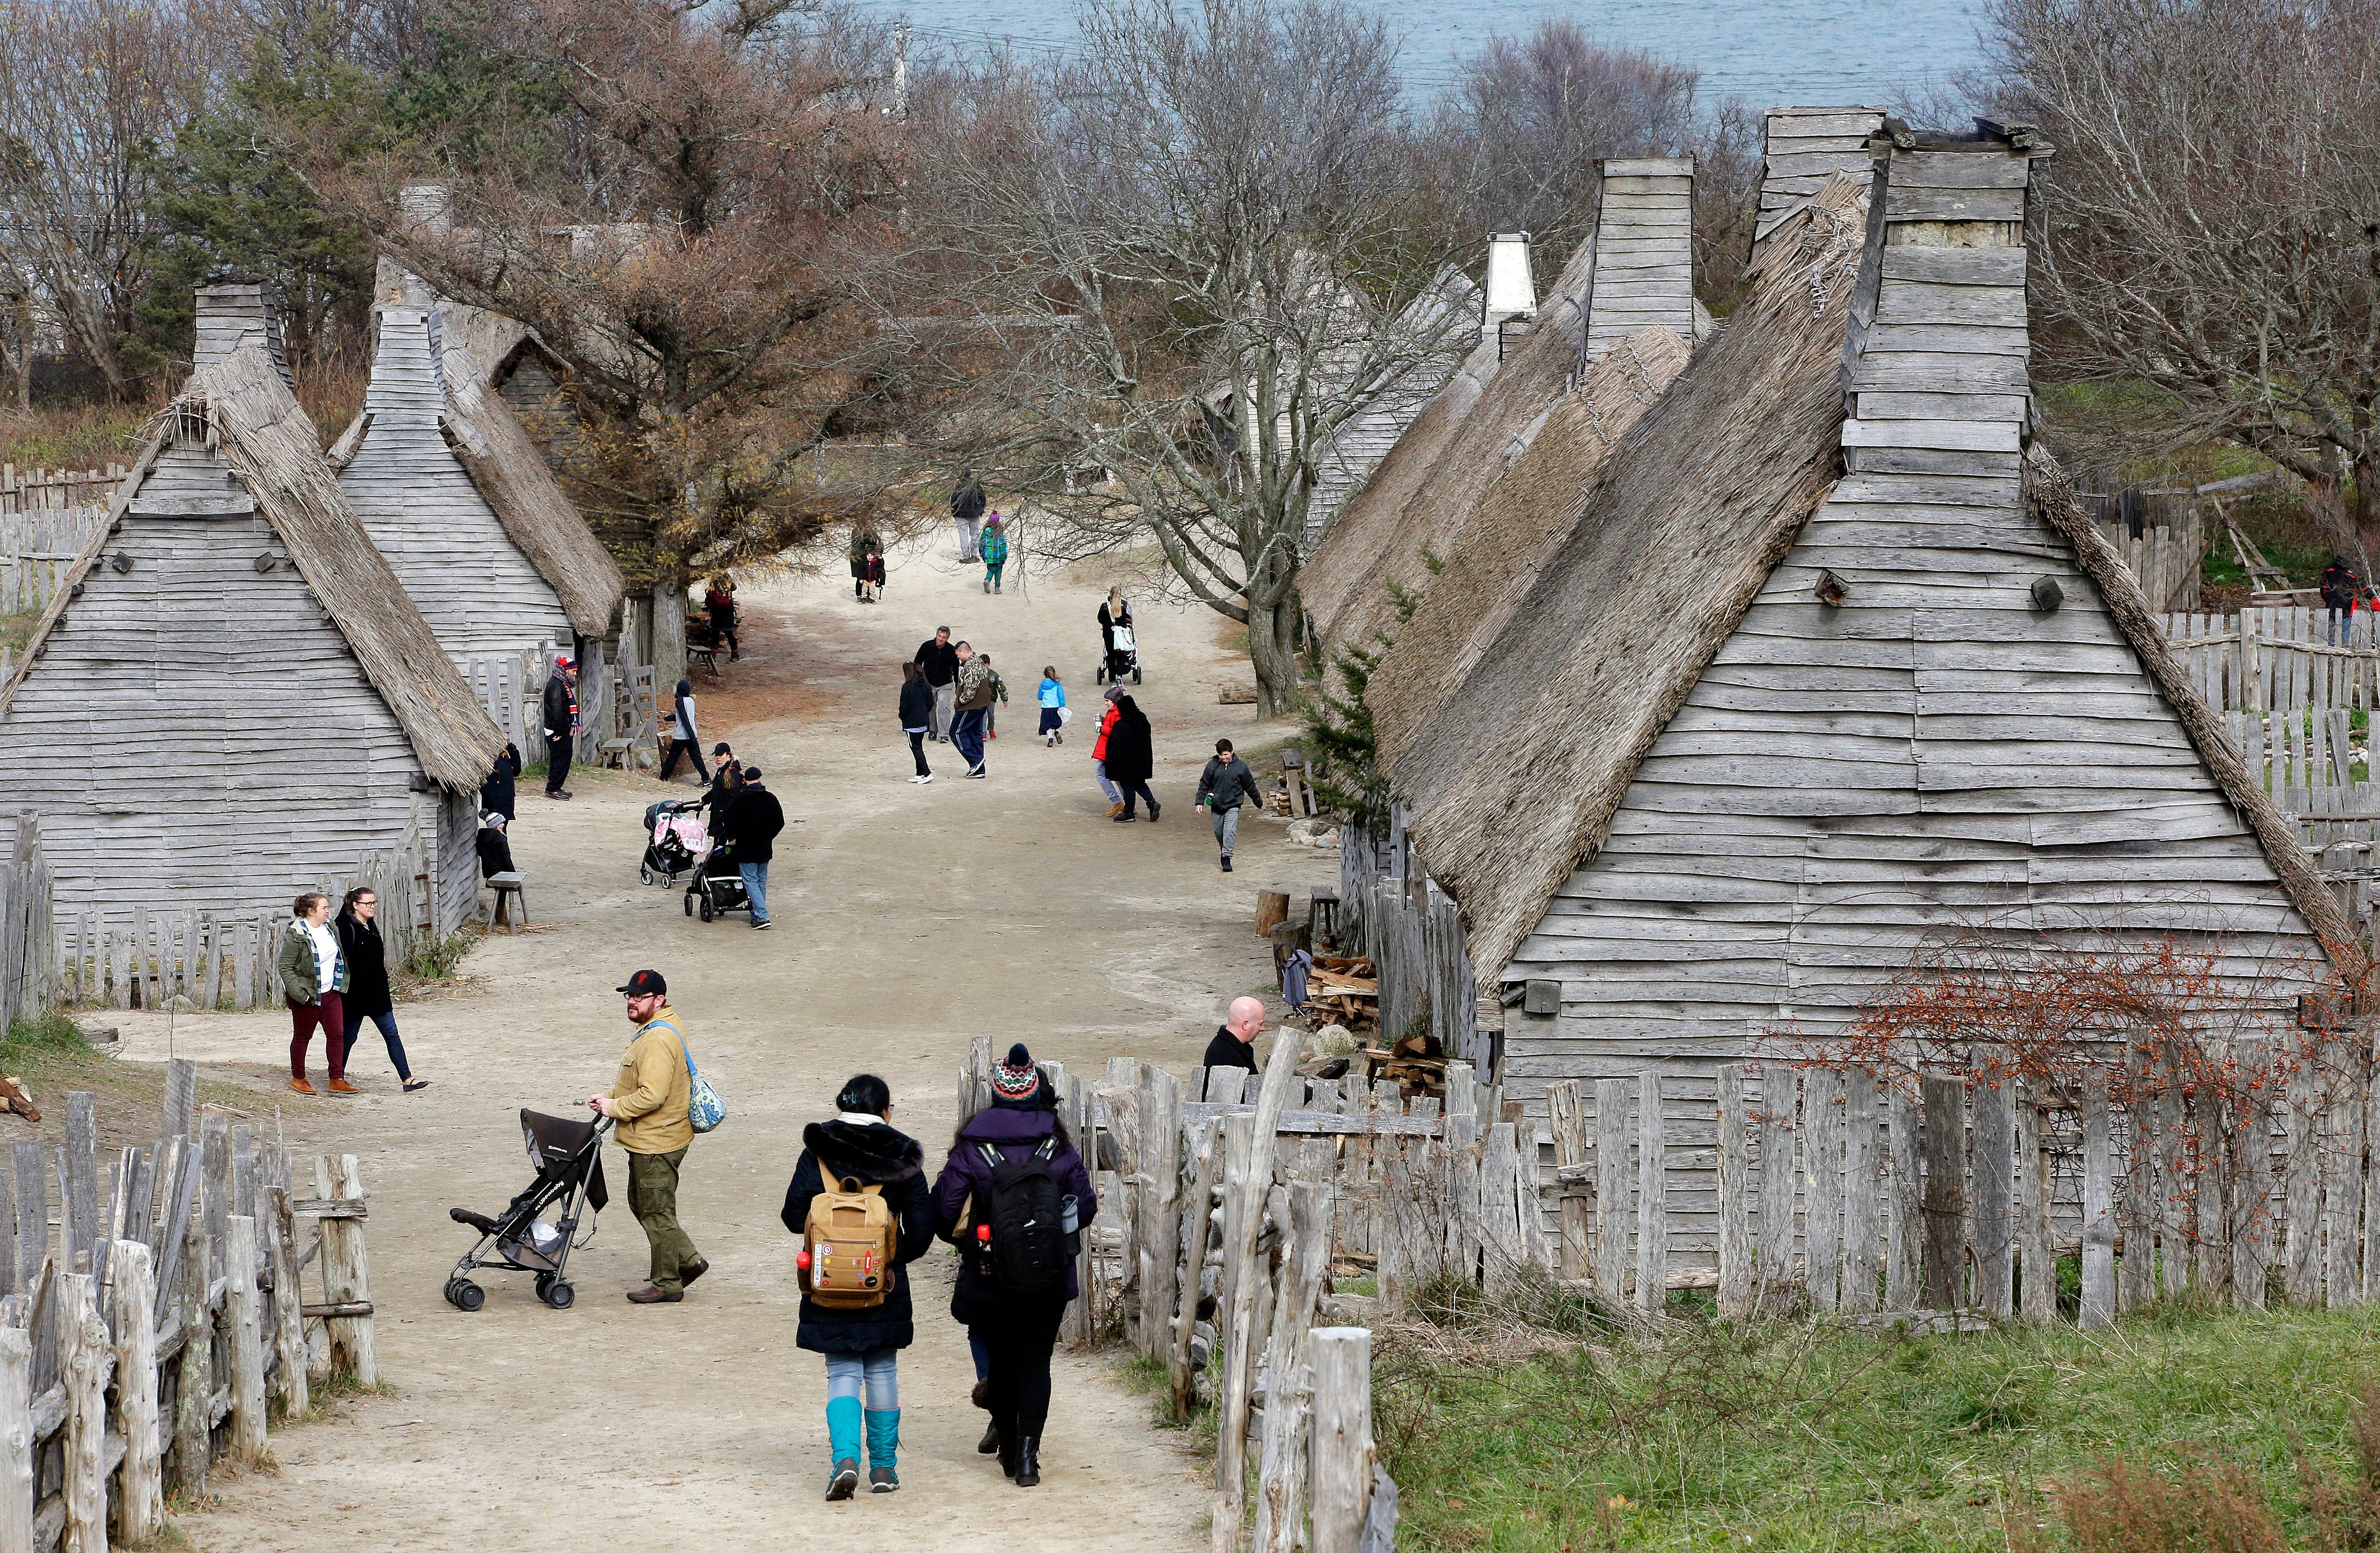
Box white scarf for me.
[837,1112,885,1126]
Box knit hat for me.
[992,1043,1042,1102]
[1104,684,1124,703]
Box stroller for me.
[641,799,707,886]
[444,1109,609,1311]
[1095,622,1142,685]
[684,835,751,923]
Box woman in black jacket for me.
[333,888,427,1092]
[899,661,934,784]
[1102,693,1159,821]
[781,1074,933,1500]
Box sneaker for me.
[918,774,933,785]
[965,767,986,779]
[1221,856,1233,872]
[753,920,773,930]
[869,1465,899,1493]
[288,1078,316,1096]
[827,1459,860,1501]
[1113,814,1136,823]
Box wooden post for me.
[1170,1120,1221,1422]
[1594,1079,1630,1307]
[2237,1040,2274,1309]
[1715,1065,1751,1317]
[110,1241,161,1543]
[1443,1114,1480,1284]
[171,1191,209,1496]
[1842,1068,1880,1315]
[1478,1122,1523,1286]
[1885,1087,1924,1310]
[1138,1064,1182,1361]
[2285,1061,2323,1306]
[1307,1328,1373,1553]
[58,1272,102,1553]
[1255,890,1289,940]
[1545,1081,1589,1284]
[0,1327,27,1553]
[1804,1068,1843,1312]
[1213,1049,1300,1552]
[1634,1071,1665,1313]
[2015,1079,2054,1323]
[321,1156,377,1383]
[1253,1181,1332,1553]
[1755,1070,1795,1311]
[2120,1047,2158,1311]
[163,1058,196,1142]
[1920,1072,1966,1310]
[2080,1069,2116,1330]
[1971,1078,2014,1320]
[227,1215,266,1459]
[267,1185,308,1420]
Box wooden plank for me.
[1594,1078,1630,1308]
[1885,1088,1923,1309]
[1481,1122,1526,1286]
[1841,1068,1880,1314]
[2080,1070,2116,1329]
[1887,150,2030,189]
[225,1216,265,1459]
[1176,1104,1443,1136]
[109,1241,161,1543]
[2285,1062,2322,1304]
[1546,1080,1589,1284]
[1804,1068,1843,1312]
[1756,1070,1796,1312]
[57,1273,100,1553]
[1633,1074,1664,1311]
[1137,1065,1180,1362]
[1878,246,2028,286]
[0,1327,23,1553]
[1884,185,2025,222]
[322,1156,376,1383]
[1971,1079,2013,1319]
[1212,1051,1299,1548]
[1307,1329,1372,1553]
[1169,1122,1221,1423]
[1919,1073,1965,1309]
[2015,1078,2053,1322]
[1253,1181,1332,1553]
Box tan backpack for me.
[801,1175,898,1309]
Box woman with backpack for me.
[780,1074,934,1501]
[931,1044,1098,1487]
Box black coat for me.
[915,639,959,687]
[727,785,785,862]
[477,828,515,880]
[480,743,520,820]
[898,679,933,729]
[2324,559,2360,611]
[951,479,987,523]
[700,765,742,821]
[541,675,573,742]
[781,1120,933,1353]
[1202,1026,1258,1073]
[334,912,391,1019]
[1103,697,1155,785]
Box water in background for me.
[874,0,1983,111]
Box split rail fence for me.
[0,1058,376,1551]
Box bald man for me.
[1202,996,1266,1073]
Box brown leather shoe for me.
[326,1079,359,1095]
[626,1285,683,1304]
[1106,802,1124,818]
[679,1257,710,1289]
[289,1078,316,1096]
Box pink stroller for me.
[640,800,707,886]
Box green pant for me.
[626,1148,701,1293]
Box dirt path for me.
[105,534,1332,1551]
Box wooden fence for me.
[2095,506,2203,613]
[0,468,126,519]
[1338,811,1483,1066]
[2163,608,2380,718]
[53,847,425,1012]
[0,818,54,1041]
[461,649,557,754]
[0,1059,377,1550]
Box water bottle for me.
[1061,1193,1081,1257]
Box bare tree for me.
[1990,0,2380,559]
[0,0,218,396]
[907,0,1478,716]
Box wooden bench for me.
[481,874,528,933]
[689,642,720,679]
[598,738,636,770]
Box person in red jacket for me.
[1090,684,1124,817]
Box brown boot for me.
[1106,802,1125,818]
[289,1078,316,1096]
[326,1078,359,1095]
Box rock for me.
[163,996,199,1014]
[1218,682,1258,704]
[1287,817,1339,848]
[1306,1023,1359,1061]
[79,1026,119,1044]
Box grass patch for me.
[1381,1294,2380,1551]
[1113,1350,1215,1439]
[0,609,40,656]
[402,925,480,982]
[3,1008,267,1150]
[0,401,154,473]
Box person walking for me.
[849,523,884,599]
[1196,738,1264,872]
[951,642,994,778]
[900,662,935,784]
[980,513,1009,594]
[480,741,521,822]
[334,888,428,1093]
[978,651,1009,741]
[1037,667,1067,747]
[588,970,708,1303]
[1103,692,1159,822]
[1203,996,1267,1073]
[277,893,352,1096]
[951,470,987,560]
[916,627,960,742]
[704,575,742,662]
[660,678,711,783]
[541,657,578,800]
[2324,554,2361,645]
[781,1074,933,1499]
[931,1046,1097,1487]
[1090,685,1125,815]
[859,551,885,603]
[701,745,743,822]
[1097,586,1131,664]
[726,766,785,929]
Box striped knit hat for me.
[992,1043,1042,1101]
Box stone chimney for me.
[398,183,453,241]
[191,279,293,390]
[1754,106,1888,255]
[1482,232,1536,358]
[1583,158,1695,364]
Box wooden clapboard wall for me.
[1754,106,1887,247]
[1500,131,2329,1264]
[339,307,571,661]
[1305,270,1478,545]
[1585,158,1695,363]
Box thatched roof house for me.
[334,268,623,656]
[1303,267,1480,544]
[0,325,508,938]
[1383,123,2348,1160]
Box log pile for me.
[1305,957,1377,1036]
[1363,1031,1447,1100]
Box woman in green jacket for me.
[276,893,352,1096]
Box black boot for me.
[978,1420,1000,1455]
[997,1428,1019,1478]
[1013,1436,1040,1487]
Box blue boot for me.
[826,1396,862,1501]
[865,1408,901,1492]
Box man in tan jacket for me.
[587,969,708,1303]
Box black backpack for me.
[978,1136,1069,1296]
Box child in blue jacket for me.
[1036,667,1067,747]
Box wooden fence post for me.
[1920,1072,1966,1309]
[1885,1087,1924,1310]
[267,1185,308,1420]
[1308,1328,1373,1553]
[1213,1051,1299,1553]
[1170,1120,1222,1421]
[1254,1181,1332,1553]
[227,1215,266,1459]
[1635,1072,1665,1313]
[1972,1079,2014,1319]
[1842,1068,1880,1315]
[110,1240,161,1543]
[0,1327,26,1553]
[1139,1064,1182,1361]
[320,1156,377,1384]
[2080,1070,2117,1330]
[172,1191,209,1496]
[2237,1039,2274,1310]
[58,1273,103,1553]
[2015,1079,2054,1323]
[1755,1070,1796,1312]
[1715,1067,1751,1317]
[1545,1081,1589,1285]
[1804,1068,1843,1312]
[1594,1079,1630,1308]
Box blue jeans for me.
[339,1007,412,1082]
[951,707,987,770]
[825,1347,900,1408]
[739,861,770,925]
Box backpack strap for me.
[642,1018,692,1075]
[1035,1135,1058,1162]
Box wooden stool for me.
[599,738,634,769]
[483,873,528,934]
[1307,888,1339,946]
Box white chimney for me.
[1484,233,1536,327]
[191,279,293,390]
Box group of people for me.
[904,626,1012,781]
[279,888,431,1096]
[589,977,1097,1498]
[949,471,1013,595]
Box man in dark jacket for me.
[1195,737,1264,872]
[1202,996,1266,1073]
[2323,555,2361,644]
[541,658,578,800]
[950,471,986,561]
[727,768,786,930]
[914,627,960,742]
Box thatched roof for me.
[1388,176,1874,976]
[2022,446,2365,977]
[1370,325,1692,771]
[0,344,507,793]
[1308,231,1606,658]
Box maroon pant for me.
[289,992,346,1083]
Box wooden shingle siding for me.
[1755,108,1887,242]
[341,308,571,660]
[1586,160,1695,364]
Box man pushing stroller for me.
[588,970,710,1303]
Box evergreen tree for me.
[1302,566,1430,838]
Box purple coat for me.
[931,1102,1099,1322]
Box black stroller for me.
[444,1110,609,1311]
[684,836,750,923]
[641,798,706,886]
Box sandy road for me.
[105,534,1331,1551]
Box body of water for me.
[876,0,1984,113]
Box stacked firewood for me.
[1304,956,1377,1035]
[1363,1031,1448,1100]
